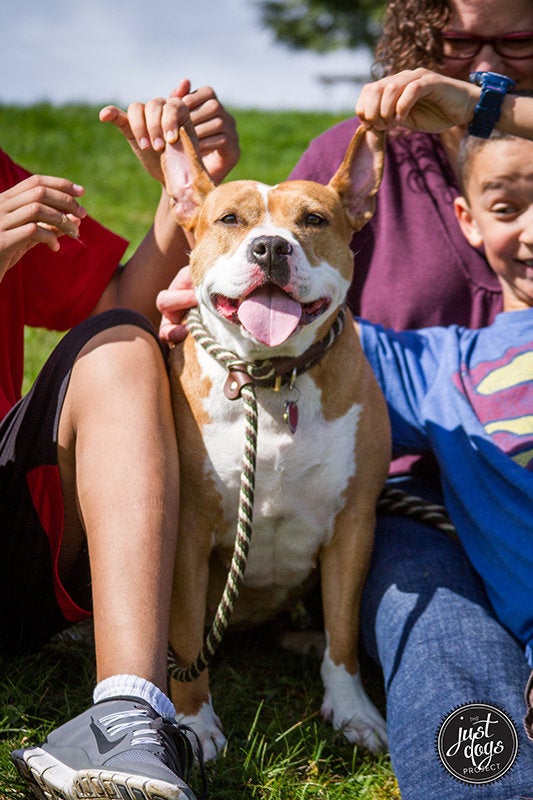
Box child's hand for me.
[172,81,240,185]
[100,80,240,187]
[99,95,192,184]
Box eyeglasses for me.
[442,31,533,60]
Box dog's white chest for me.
[199,353,362,590]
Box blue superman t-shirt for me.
[359,309,533,665]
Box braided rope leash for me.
[377,486,457,539]
[168,309,259,683]
[168,383,257,683]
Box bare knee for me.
[60,324,170,435]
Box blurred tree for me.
[255,0,384,52]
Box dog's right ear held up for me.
[162,118,215,232]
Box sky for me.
[0,0,373,112]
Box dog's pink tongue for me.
[238,286,302,346]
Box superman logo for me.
[455,345,533,470]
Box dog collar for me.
[185,305,347,401]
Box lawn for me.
[0,102,399,799]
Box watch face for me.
[469,71,516,91]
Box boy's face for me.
[455,138,533,311]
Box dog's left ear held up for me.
[329,127,385,232]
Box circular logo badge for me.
[436,703,519,785]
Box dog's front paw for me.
[177,697,227,761]
[321,662,388,754]
[322,692,388,753]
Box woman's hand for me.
[0,174,86,280]
[356,68,479,133]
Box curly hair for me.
[372,0,452,78]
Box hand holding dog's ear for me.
[100,82,240,187]
[355,68,479,133]
[99,95,192,184]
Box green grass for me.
[0,103,399,799]
[1,627,398,800]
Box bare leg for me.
[57,324,179,690]
[11,322,202,799]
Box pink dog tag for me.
[283,400,299,434]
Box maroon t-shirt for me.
[290,118,502,330]
[290,119,503,475]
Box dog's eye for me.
[305,213,327,227]
[219,213,239,225]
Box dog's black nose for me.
[248,235,292,284]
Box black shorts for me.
[0,309,163,652]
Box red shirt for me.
[0,148,128,420]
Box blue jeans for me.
[360,476,533,800]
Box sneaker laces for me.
[163,718,208,800]
[98,707,207,798]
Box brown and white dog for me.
[162,122,391,760]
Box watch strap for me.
[468,71,516,139]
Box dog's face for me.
[163,122,384,354]
[189,179,357,349]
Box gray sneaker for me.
[11,696,203,800]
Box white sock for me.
[93,674,176,719]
